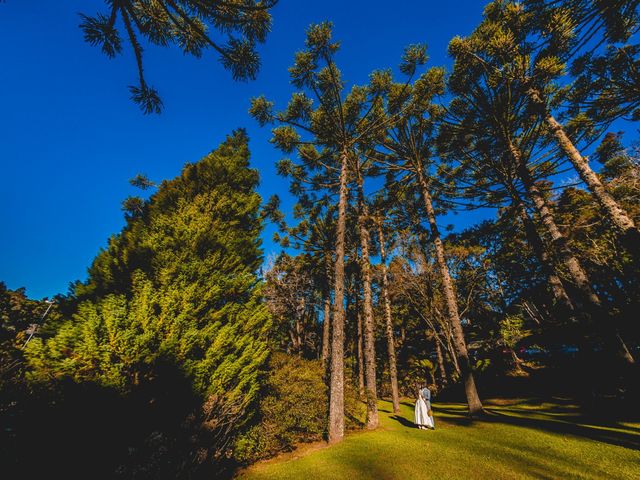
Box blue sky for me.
[1,1,498,299]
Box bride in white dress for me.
[414,384,434,430]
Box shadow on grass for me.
[391,414,418,428]
[435,405,640,451]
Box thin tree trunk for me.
[442,318,461,376]
[434,330,447,386]
[416,168,483,416]
[288,329,297,355]
[377,221,400,414]
[511,349,524,371]
[345,285,354,362]
[328,149,348,444]
[295,318,303,355]
[356,170,379,429]
[322,254,332,376]
[295,297,306,356]
[356,302,365,397]
[427,368,437,388]
[509,141,635,364]
[527,88,640,252]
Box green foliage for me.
[235,353,365,464]
[0,283,48,389]
[23,131,272,473]
[403,358,435,391]
[474,358,492,373]
[121,195,146,219]
[129,173,156,190]
[80,1,277,113]
[234,353,328,463]
[399,44,428,76]
[499,314,529,350]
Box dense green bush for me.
[235,353,365,463]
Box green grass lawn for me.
[237,398,640,480]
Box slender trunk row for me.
[512,195,575,315]
[509,141,602,309]
[434,330,448,385]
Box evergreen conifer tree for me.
[25,131,272,473]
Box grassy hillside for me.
[238,398,640,480]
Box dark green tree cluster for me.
[0,283,51,390]
[18,131,272,478]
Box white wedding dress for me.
[414,396,434,429]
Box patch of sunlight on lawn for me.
[237,398,640,480]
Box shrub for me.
[234,353,365,463]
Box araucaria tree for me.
[250,22,427,441]
[263,195,337,374]
[469,1,640,250]
[443,1,636,363]
[377,66,484,415]
[81,0,277,113]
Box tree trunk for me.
[322,254,332,376]
[434,330,447,386]
[527,88,640,253]
[356,170,379,429]
[416,168,483,416]
[356,305,365,397]
[328,149,348,444]
[295,297,306,356]
[443,319,461,376]
[510,141,601,308]
[322,288,331,377]
[513,196,575,315]
[427,368,437,388]
[509,141,635,364]
[377,221,400,414]
[288,329,298,355]
[510,349,524,371]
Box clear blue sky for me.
[1,1,492,299]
